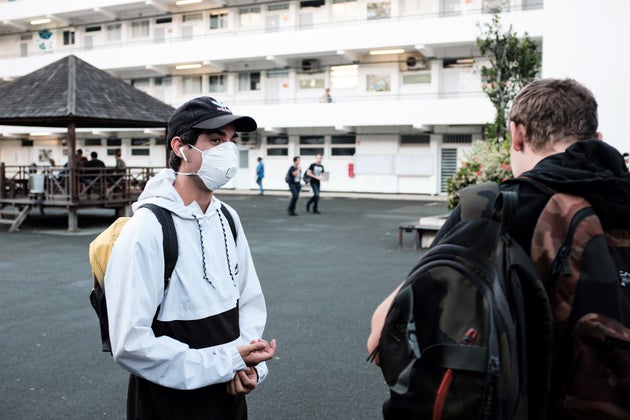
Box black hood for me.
[522,139,630,227]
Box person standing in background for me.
[114,148,126,171]
[305,154,325,214]
[320,88,332,103]
[286,156,302,216]
[256,157,265,195]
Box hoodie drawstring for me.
[192,211,236,289]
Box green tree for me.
[445,11,541,209]
[477,12,541,142]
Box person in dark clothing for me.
[84,151,106,194]
[286,156,302,216]
[367,78,630,362]
[305,154,325,214]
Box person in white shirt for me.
[105,96,276,419]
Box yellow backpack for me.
[88,204,177,353]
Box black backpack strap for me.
[140,204,178,289]
[220,203,238,242]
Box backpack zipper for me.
[433,328,478,420]
[548,207,595,287]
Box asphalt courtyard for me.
[0,190,448,420]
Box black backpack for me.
[89,203,237,353]
[372,183,552,419]
[303,168,311,184]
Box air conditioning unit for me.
[400,54,427,71]
[301,59,321,73]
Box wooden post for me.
[67,122,79,232]
[0,162,5,198]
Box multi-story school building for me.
[0,0,626,194]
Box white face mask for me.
[178,142,238,191]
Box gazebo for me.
[0,55,175,231]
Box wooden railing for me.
[0,163,160,202]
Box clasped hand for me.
[227,338,277,395]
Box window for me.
[268,3,289,11]
[401,134,430,145]
[155,76,172,86]
[85,26,101,32]
[331,64,358,89]
[266,136,289,156]
[183,13,203,22]
[63,30,75,45]
[300,0,325,7]
[131,138,151,156]
[131,20,150,38]
[132,149,150,156]
[84,138,102,146]
[209,74,227,92]
[299,136,324,156]
[106,23,121,41]
[156,17,173,24]
[182,76,203,94]
[299,78,325,89]
[402,73,431,85]
[238,72,261,91]
[107,137,122,147]
[210,11,228,29]
[443,134,472,144]
[239,7,262,27]
[331,135,356,156]
[131,78,150,88]
[332,0,358,19]
[267,69,289,78]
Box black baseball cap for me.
[167,96,257,141]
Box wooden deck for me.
[0,164,156,231]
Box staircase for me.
[0,204,33,232]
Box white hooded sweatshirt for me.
[105,168,268,390]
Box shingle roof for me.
[0,55,174,128]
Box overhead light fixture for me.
[30,132,52,136]
[456,58,475,64]
[175,63,202,70]
[30,18,52,25]
[369,48,405,55]
[176,0,202,5]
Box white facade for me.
[6,0,608,195]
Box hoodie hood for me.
[523,139,630,226]
[132,168,218,219]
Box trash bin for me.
[29,174,45,194]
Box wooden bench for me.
[398,222,443,249]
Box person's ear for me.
[510,121,525,152]
[170,137,186,159]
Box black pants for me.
[287,183,301,212]
[127,374,247,420]
[306,182,320,211]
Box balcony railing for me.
[0,163,158,203]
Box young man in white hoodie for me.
[105,97,276,419]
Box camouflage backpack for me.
[373,183,552,419]
[526,179,630,419]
